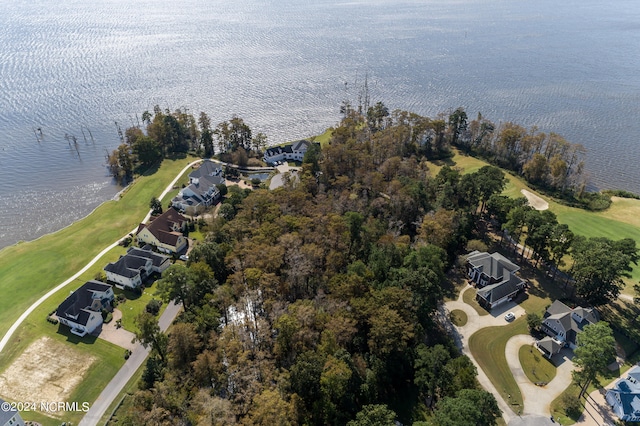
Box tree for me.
[367,101,390,132]
[346,404,396,426]
[572,322,616,398]
[570,236,637,306]
[433,389,500,426]
[526,312,542,331]
[448,107,468,146]
[414,344,452,407]
[132,135,162,167]
[134,312,168,362]
[149,197,163,215]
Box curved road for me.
[444,284,575,424]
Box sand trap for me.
[0,337,96,407]
[521,189,549,211]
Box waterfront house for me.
[136,208,188,254]
[539,300,599,352]
[0,397,24,426]
[55,280,114,337]
[104,245,171,290]
[171,160,225,214]
[263,140,317,165]
[466,251,525,310]
[606,366,640,422]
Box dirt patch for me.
[0,337,96,406]
[521,189,549,211]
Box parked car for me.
[179,254,189,261]
[504,312,515,321]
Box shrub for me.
[146,299,162,316]
[104,312,113,323]
[561,393,582,419]
[46,315,59,325]
[124,349,132,360]
[251,177,261,187]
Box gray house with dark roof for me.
[0,397,24,426]
[539,300,599,351]
[104,246,171,289]
[55,280,114,337]
[467,251,525,310]
[607,366,640,422]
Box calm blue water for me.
[1,0,639,248]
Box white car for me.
[179,254,189,261]
[504,312,515,321]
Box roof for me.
[537,336,562,355]
[467,251,520,280]
[476,273,524,304]
[292,139,311,151]
[0,397,19,424]
[138,208,187,246]
[127,247,170,268]
[608,366,640,418]
[543,300,599,340]
[56,280,112,326]
[189,160,222,180]
[104,254,149,278]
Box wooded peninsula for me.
[106,103,640,425]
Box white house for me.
[56,280,114,337]
[263,140,317,165]
[606,366,640,422]
[136,208,188,254]
[172,160,225,213]
[0,398,24,426]
[539,300,599,351]
[103,246,171,290]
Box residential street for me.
[78,301,181,426]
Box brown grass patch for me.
[0,337,96,408]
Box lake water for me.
[1,0,639,249]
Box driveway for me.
[95,309,136,351]
[444,284,528,424]
[505,335,574,417]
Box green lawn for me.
[518,345,556,384]
[462,287,489,316]
[0,156,196,340]
[438,150,640,286]
[450,309,468,326]
[0,156,197,424]
[468,317,529,414]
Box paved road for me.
[444,284,526,424]
[79,301,181,426]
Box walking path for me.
[78,301,182,426]
[0,159,200,355]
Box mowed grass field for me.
[0,155,195,340]
[431,151,640,285]
[0,156,197,425]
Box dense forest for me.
[111,102,635,425]
[114,106,515,425]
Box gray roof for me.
[476,273,524,304]
[537,336,562,356]
[104,254,149,278]
[0,397,19,424]
[467,251,520,280]
[56,280,112,326]
[543,300,599,345]
[189,160,222,180]
[127,247,170,268]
